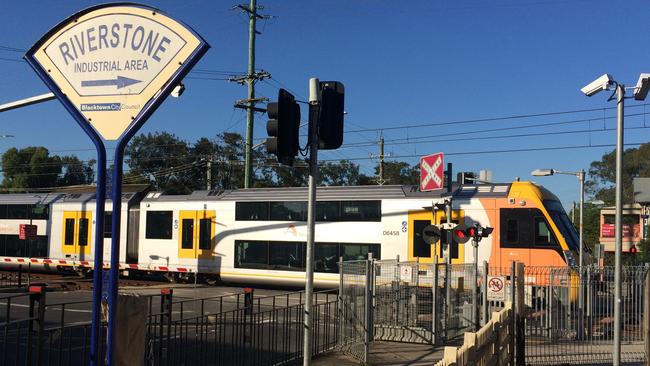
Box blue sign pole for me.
[23,56,108,366]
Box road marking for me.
[0,303,92,313]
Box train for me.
[0,180,582,287]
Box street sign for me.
[25,4,208,140]
[487,276,506,301]
[420,152,444,191]
[24,5,209,365]
[19,224,37,240]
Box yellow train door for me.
[408,208,465,264]
[178,210,215,259]
[61,211,92,257]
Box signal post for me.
[265,79,344,366]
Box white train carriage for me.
[0,193,63,269]
[138,187,387,286]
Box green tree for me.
[587,142,650,205]
[125,132,196,194]
[58,155,95,186]
[1,147,62,189]
[378,161,419,185]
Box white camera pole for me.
[303,77,320,366]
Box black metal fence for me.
[147,288,338,365]
[0,287,338,366]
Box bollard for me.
[159,288,173,363]
[26,285,46,366]
[18,264,22,287]
[244,287,254,316]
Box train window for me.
[315,243,339,273]
[64,218,75,245]
[506,219,518,243]
[500,208,540,247]
[534,217,556,246]
[181,219,194,249]
[78,218,89,246]
[198,218,211,250]
[316,202,340,221]
[235,240,268,269]
[340,201,381,222]
[270,202,307,221]
[235,202,269,221]
[30,205,49,220]
[7,205,28,219]
[103,212,112,238]
[412,220,431,258]
[340,243,380,261]
[145,211,173,239]
[269,242,304,270]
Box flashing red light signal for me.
[452,224,471,244]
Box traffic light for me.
[452,223,494,244]
[630,245,638,255]
[266,89,300,166]
[318,81,345,150]
[457,172,476,185]
[452,224,472,244]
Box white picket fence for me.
[434,302,514,366]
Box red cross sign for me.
[420,152,444,191]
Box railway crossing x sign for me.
[420,152,444,191]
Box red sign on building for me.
[19,224,37,240]
[420,152,444,191]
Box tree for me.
[377,161,419,185]
[587,142,650,205]
[125,132,196,194]
[318,160,361,186]
[1,147,61,189]
[58,155,95,186]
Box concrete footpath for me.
[308,341,451,366]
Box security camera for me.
[634,73,650,101]
[581,74,613,97]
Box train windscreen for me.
[543,200,579,252]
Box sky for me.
[1,0,649,210]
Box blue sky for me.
[1,0,649,209]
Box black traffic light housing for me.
[318,81,345,150]
[266,89,301,166]
[452,223,494,244]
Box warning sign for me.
[400,265,413,282]
[487,276,506,301]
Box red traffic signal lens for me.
[630,245,637,254]
[453,229,467,239]
[467,227,477,237]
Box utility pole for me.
[233,1,271,188]
[370,132,391,185]
[206,156,212,190]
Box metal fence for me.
[338,259,371,364]
[339,258,484,363]
[1,286,339,366]
[487,264,649,365]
